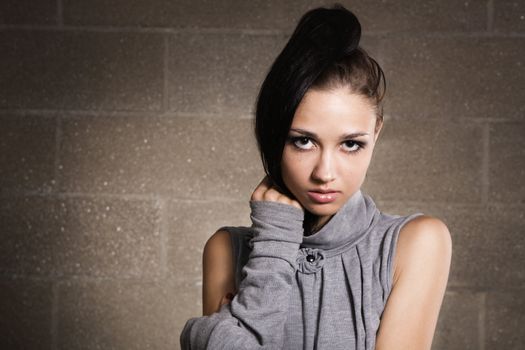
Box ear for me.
[373,117,383,142]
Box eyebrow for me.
[289,128,370,140]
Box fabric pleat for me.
[342,249,364,349]
[223,190,425,349]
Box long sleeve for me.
[180,200,304,350]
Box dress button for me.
[306,254,316,263]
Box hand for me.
[250,176,303,210]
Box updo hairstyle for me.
[254,4,386,196]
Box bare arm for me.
[375,215,452,350]
[202,229,236,316]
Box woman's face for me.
[281,87,382,227]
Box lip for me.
[307,190,340,204]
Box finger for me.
[262,186,282,202]
[251,177,304,211]
[278,194,303,210]
[251,176,271,201]
[290,199,303,210]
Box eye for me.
[341,140,362,153]
[291,136,314,150]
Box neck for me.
[303,211,333,236]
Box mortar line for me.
[0,272,187,284]
[0,191,157,201]
[376,34,386,74]
[57,0,63,27]
[0,108,254,120]
[444,285,525,292]
[481,123,490,205]
[51,281,59,350]
[487,0,494,32]
[0,24,283,35]
[163,34,170,112]
[479,292,486,350]
[157,197,169,277]
[2,108,522,123]
[385,114,520,123]
[53,116,63,194]
[1,23,524,38]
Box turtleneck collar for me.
[300,189,379,252]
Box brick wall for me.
[1,1,524,349]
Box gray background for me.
[1,1,524,349]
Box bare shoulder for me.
[393,215,452,285]
[376,216,452,349]
[202,229,236,316]
[203,229,233,258]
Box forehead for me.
[291,88,377,134]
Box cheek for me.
[337,152,374,179]
[281,151,312,184]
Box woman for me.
[180,4,452,349]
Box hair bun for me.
[299,5,361,60]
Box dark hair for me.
[254,4,386,196]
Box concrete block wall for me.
[1,1,523,349]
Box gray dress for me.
[180,190,423,349]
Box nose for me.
[311,150,336,183]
